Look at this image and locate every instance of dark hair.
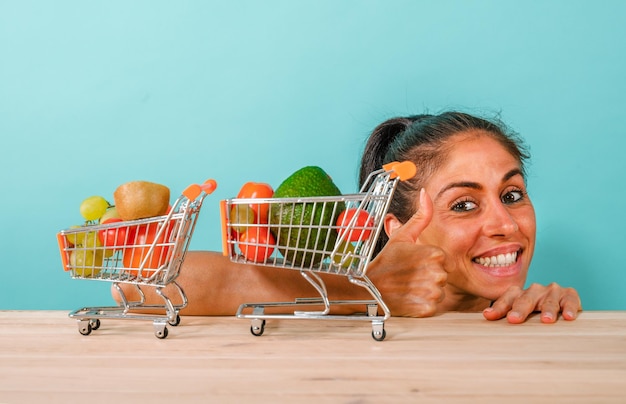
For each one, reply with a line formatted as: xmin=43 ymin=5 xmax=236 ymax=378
xmin=359 ymin=111 xmax=530 ymax=256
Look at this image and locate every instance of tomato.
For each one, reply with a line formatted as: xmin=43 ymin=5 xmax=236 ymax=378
xmin=123 ymin=221 xmax=175 ymax=276
xmin=98 ymin=218 xmax=132 ymax=248
xmin=238 ymin=226 xmax=276 ymax=263
xmin=336 ymin=208 xmax=374 ymax=242
xmin=237 ymin=182 xmax=274 ymax=224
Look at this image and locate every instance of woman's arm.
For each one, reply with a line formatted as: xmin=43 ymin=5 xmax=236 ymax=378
xmin=112 ymin=196 xmax=449 ymax=317
xmin=112 ymin=251 xmax=377 ymax=315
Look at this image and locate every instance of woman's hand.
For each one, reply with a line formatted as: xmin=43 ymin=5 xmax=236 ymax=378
xmin=368 ymin=189 xmax=447 ymax=317
xmin=483 ymin=283 xmax=582 ymax=323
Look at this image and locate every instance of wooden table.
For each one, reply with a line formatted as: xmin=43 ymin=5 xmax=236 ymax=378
xmin=1 ymin=310 xmax=625 ymax=403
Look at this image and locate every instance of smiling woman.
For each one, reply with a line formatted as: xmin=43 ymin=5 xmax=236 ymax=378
xmin=360 ymin=111 xmax=581 ymax=322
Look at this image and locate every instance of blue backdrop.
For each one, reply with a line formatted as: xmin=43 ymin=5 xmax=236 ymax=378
xmin=1 ymin=0 xmax=624 ymax=311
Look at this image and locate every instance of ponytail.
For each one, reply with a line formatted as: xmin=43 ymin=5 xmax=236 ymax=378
xmin=359 ymin=117 xmax=412 ymax=187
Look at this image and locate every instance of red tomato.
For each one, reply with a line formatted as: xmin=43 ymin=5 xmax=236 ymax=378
xmin=237 ymin=182 xmax=274 ymax=224
xmin=98 ymin=218 xmax=132 ymax=248
xmin=123 ymin=221 xmax=175 ymax=276
xmin=238 ymin=226 xmax=276 ymax=263
xmin=336 ymin=208 xmax=374 ymax=242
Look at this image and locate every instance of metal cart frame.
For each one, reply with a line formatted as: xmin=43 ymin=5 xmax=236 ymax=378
xmin=57 ymin=180 xmax=216 ymax=338
xmin=221 ymin=161 xmax=416 ymax=340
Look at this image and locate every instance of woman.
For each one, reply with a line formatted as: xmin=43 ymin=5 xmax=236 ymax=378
xmin=358 ymin=112 xmax=580 ymax=323
xmin=113 ymin=111 xmax=581 ymax=323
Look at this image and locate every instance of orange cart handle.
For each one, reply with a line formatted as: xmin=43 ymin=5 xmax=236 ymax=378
xmin=383 ymin=161 xmax=417 ymax=181
xmin=182 ymin=179 xmax=218 ymax=201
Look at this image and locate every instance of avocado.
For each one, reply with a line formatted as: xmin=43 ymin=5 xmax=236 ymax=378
xmin=270 ymin=166 xmax=344 ymax=267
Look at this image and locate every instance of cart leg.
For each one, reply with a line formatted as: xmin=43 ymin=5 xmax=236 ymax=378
xmin=90 ymin=318 xmax=101 ymax=330
xmin=371 ymin=321 xmax=386 ymax=341
xmin=250 ymin=306 xmax=266 ymax=336
xmin=171 ymin=281 xmax=189 ymax=311
xmin=367 ymin=304 xmax=378 ymax=317
xmin=155 ymin=286 xmax=179 ymax=326
xmin=296 ymin=271 xmax=330 ymax=315
xmin=153 ymin=320 xmax=169 ymax=339
xmin=349 ymin=275 xmax=391 ymax=320
xmin=250 ymin=318 xmax=266 ymax=336
xmin=77 ymin=319 xmax=92 ymax=336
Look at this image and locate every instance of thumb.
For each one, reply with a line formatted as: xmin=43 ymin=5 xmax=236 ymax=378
xmin=389 ymin=188 xmax=434 ymax=244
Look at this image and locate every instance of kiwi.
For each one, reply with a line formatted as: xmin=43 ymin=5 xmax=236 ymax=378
xmin=114 ymin=181 xmax=170 ymax=221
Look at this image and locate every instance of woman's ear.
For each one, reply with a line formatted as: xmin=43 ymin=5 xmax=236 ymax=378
xmin=383 ymin=213 xmax=403 ymax=237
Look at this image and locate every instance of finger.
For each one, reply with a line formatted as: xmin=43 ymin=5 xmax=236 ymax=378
xmin=537 ymin=284 xmax=562 ymax=323
xmin=507 ymin=284 xmax=547 ymax=324
xmin=560 ymin=288 xmax=582 ymax=321
xmin=537 ymin=284 xmax=583 ymax=323
xmin=390 ymin=188 xmax=434 ymax=244
xmin=483 ymin=286 xmax=521 ymax=321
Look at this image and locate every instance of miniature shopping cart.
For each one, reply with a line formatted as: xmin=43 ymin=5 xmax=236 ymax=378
xmin=221 ymin=161 xmax=416 ymax=341
xmin=57 ymin=179 xmax=217 ymax=339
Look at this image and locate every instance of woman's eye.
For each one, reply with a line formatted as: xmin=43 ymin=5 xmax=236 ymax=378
xmin=451 ymin=199 xmax=477 ymax=212
xmin=502 ymin=190 xmax=524 ymax=204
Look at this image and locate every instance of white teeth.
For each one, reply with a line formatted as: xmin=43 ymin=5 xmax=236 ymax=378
xmin=475 ymin=251 xmax=518 ymax=267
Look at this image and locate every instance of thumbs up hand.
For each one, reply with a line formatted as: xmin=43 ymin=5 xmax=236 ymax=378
xmin=367 ymin=189 xmax=448 ymax=317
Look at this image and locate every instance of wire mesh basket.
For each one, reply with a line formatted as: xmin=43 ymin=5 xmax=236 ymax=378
xmin=221 ymin=161 xmax=416 ymax=340
xmin=57 ymin=179 xmax=217 ymax=338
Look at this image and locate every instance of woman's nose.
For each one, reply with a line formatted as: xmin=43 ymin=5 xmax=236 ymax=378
xmin=483 ymin=202 xmax=519 ymax=237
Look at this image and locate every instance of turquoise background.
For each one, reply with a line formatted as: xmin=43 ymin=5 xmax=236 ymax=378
xmin=1 ymin=1 xmax=624 ymax=311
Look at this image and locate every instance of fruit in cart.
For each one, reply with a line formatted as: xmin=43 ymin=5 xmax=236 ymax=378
xmin=237 ymin=182 xmax=274 ymax=223
xmin=332 ymin=239 xmax=358 ymax=268
xmin=69 ymin=249 xmax=104 ymax=277
xmin=336 ymin=208 xmax=374 ymax=242
xmin=238 ymin=226 xmax=276 ymax=263
xmin=99 ymin=206 xmax=120 ymax=224
xmin=85 ymin=230 xmax=114 ymax=258
xmin=98 ymin=218 xmax=133 ymax=248
xmin=83 ymin=231 xmax=99 ymax=249
xmin=79 ymin=195 xmax=110 ymax=222
xmin=65 ymin=225 xmax=84 ymax=246
xmin=114 ymin=180 xmax=170 ymax=221
xmin=269 ymin=166 xmax=344 ymax=267
xmin=229 ymin=204 xmax=256 ymax=233
xmin=123 ymin=221 xmax=175 ymax=276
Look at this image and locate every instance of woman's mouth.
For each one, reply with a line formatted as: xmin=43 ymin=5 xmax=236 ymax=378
xmin=473 ymin=250 xmax=519 ymax=268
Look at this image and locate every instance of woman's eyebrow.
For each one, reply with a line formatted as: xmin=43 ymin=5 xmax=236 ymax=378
xmin=436 ymin=168 xmax=525 ymax=200
xmin=503 ymin=168 xmax=524 ymax=182
xmin=436 ymin=181 xmax=482 ymax=200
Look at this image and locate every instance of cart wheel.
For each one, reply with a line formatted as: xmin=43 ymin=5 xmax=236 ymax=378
xmin=155 ymin=326 xmax=169 ymax=339
xmin=372 ymin=328 xmax=386 ymax=341
xmin=250 ymin=319 xmax=265 ymax=336
xmin=90 ymin=319 xmax=101 ymax=331
xmin=169 ymin=314 xmax=181 ymax=327
xmin=78 ymin=322 xmax=92 ymax=336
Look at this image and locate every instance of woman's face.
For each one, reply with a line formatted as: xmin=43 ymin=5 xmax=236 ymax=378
xmin=417 ymin=131 xmax=536 ymax=301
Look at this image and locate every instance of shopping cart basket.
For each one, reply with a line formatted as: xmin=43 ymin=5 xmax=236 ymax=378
xmin=57 ymin=179 xmax=217 ymax=339
xmin=220 ymin=161 xmax=416 ymax=341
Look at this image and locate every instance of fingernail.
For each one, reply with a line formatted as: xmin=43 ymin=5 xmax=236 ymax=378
xmin=509 ymin=311 xmax=521 ymax=319
xmin=565 ymin=310 xmax=576 ymax=319
xmin=542 ymin=312 xmax=554 ymax=321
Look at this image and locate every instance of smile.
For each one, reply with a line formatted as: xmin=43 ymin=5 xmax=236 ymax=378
xmin=473 ymin=250 xmax=519 ymax=267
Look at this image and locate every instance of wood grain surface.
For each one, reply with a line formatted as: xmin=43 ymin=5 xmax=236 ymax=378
xmin=1 ymin=310 xmax=625 ymax=403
